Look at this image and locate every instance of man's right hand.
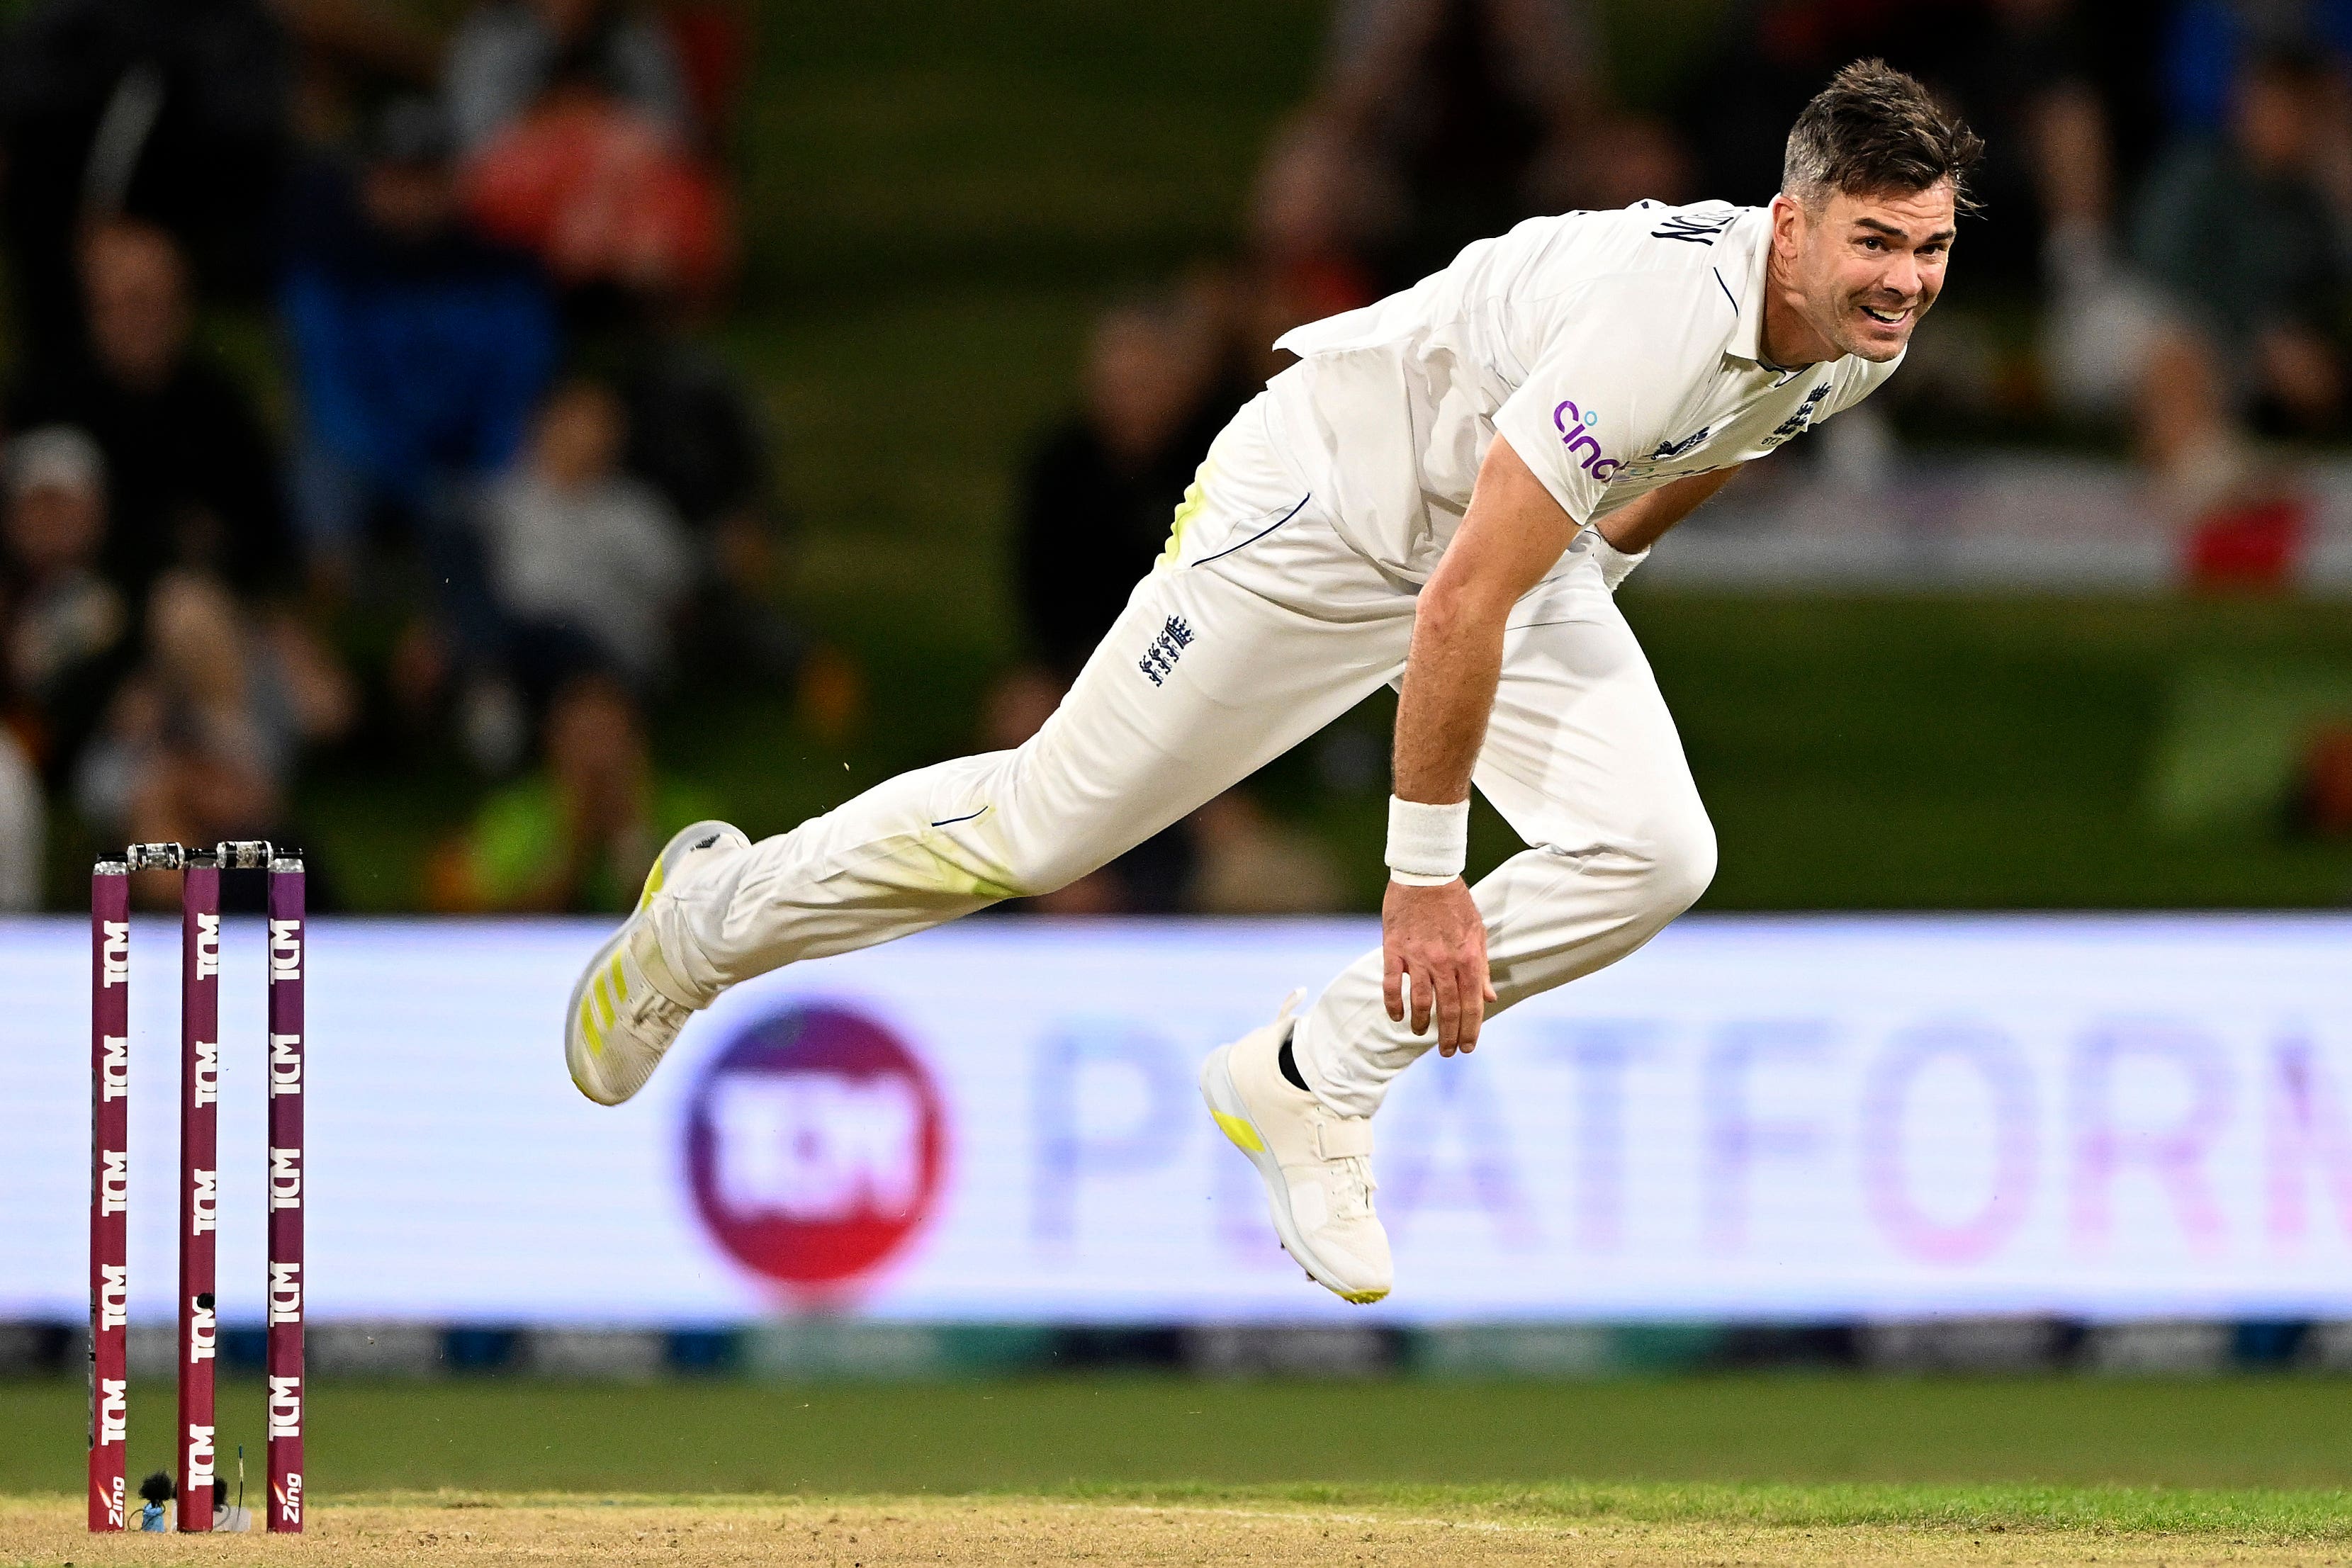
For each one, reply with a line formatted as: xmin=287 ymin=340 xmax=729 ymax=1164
xmin=1382 ymin=877 xmax=1497 ymax=1056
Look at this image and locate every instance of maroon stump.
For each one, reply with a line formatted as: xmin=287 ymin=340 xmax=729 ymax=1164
xmin=89 ymin=861 xmax=130 ymax=1532
xmin=176 ymin=852 xmax=220 ymax=1531
xmin=265 ymin=857 xmax=305 ymax=1532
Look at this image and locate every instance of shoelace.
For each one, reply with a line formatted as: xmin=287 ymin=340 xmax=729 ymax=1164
xmin=619 ymin=976 xmax=688 ymax=1039
xmin=1327 ymin=1156 xmax=1377 ymax=1222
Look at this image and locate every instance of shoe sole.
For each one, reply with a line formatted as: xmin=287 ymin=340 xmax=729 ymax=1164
xmin=1199 ymin=1043 xmax=1388 ymax=1304
xmin=564 ymin=820 xmax=746 ymax=1106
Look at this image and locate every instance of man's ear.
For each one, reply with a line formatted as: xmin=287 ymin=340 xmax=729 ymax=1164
xmin=1769 ymin=192 xmax=1804 ymax=256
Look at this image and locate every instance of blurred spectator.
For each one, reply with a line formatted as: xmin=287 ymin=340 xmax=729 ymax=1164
xmin=2 ymin=427 xmax=130 ymax=780
xmin=1188 ymin=791 xmax=1346 ymax=915
xmin=427 ymin=669 xmax=715 ymax=911
xmin=478 ymin=377 xmax=694 ymax=692
xmin=617 ymin=334 xmax=799 ymax=680
xmin=2134 ymin=51 xmax=2351 ymax=441
xmin=1013 ymin=298 xmax=1228 ymax=680
xmin=2297 ymin=723 xmax=2352 ymax=839
xmin=446 ymin=0 xmax=691 ymax=154
xmin=659 ymin=0 xmax=754 ymax=152
xmin=7 ymin=218 xmax=295 ymax=602
xmin=0 ymin=718 xmax=42 ymax=910
xmin=461 ymin=52 xmax=734 ymax=312
xmin=0 ymin=0 xmax=291 ymax=373
xmin=76 ymin=571 xmax=347 ymax=906
xmin=984 ymin=294 xmax=1257 ymax=915
xmin=2033 ymin=45 xmax=2352 ymax=524
xmin=281 ymin=99 xmax=557 ymax=604
xmin=1261 ymin=0 xmax=1660 ymax=292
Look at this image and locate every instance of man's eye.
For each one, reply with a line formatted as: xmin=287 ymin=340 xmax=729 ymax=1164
xmin=1859 ymin=237 xmax=1884 ymax=251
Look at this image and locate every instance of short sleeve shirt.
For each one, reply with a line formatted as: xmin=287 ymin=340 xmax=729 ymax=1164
xmin=1267 ymin=201 xmax=1901 ymax=577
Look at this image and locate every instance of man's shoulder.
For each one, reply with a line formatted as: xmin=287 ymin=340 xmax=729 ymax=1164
xmin=1512 ymin=199 xmax=1760 ymax=290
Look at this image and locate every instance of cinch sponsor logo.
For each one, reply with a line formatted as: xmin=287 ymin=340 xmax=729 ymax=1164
xmin=270 ymin=1034 xmax=303 ymax=1097
xmin=1551 ymin=400 xmax=1626 ymax=481
xmin=102 ymin=920 xmax=128 ymax=986
xmin=685 ymin=1005 xmax=948 ymax=1294
xmin=271 ymin=920 xmax=301 ymax=982
xmin=269 ymin=1262 xmax=302 ymax=1324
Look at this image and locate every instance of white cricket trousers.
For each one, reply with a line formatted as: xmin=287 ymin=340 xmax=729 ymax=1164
xmin=648 ymin=393 xmax=1716 ymax=1117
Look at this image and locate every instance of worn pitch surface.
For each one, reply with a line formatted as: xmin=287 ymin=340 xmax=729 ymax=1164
xmin=6 ymin=1494 xmax=2350 ymax=1567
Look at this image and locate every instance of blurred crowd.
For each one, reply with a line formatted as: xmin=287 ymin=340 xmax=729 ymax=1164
xmin=989 ymin=0 xmax=2352 ymax=906
xmin=0 ymin=0 xmax=787 ymax=910
xmin=8 ymin=0 xmax=2352 ymax=913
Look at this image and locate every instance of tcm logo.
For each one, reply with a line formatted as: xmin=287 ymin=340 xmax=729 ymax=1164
xmin=269 ymin=1262 xmax=302 ymax=1324
xmin=196 ymin=912 xmax=220 ymax=979
xmin=270 ymin=919 xmax=302 ymax=982
xmin=193 ymin=1038 xmax=219 ymax=1107
xmin=1551 ymin=400 xmax=1626 ymax=481
xmin=269 ymin=1375 xmax=302 ymax=1438
xmin=186 ymin=1423 xmax=215 ymax=1489
xmin=270 ymin=1147 xmax=303 ymax=1211
xmin=100 ymin=1151 xmax=128 ymax=1215
xmin=99 ymin=1034 xmax=128 ymax=1100
xmin=270 ymin=1034 xmax=303 ymax=1096
xmin=102 ymin=920 xmax=128 ymax=986
xmin=685 ymin=1005 xmax=947 ymax=1292
xmin=191 ymin=1168 xmax=218 ymax=1235
xmin=96 ymin=1377 xmax=127 ymax=1445
xmin=98 ymin=1264 xmax=128 ymax=1331
xmin=189 ymin=1296 xmax=216 ymax=1363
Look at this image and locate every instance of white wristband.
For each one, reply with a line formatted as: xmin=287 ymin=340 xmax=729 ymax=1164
xmin=1386 ymin=795 xmax=1469 ymax=885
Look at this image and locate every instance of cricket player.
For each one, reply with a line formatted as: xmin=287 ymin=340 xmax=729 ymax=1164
xmin=565 ymin=60 xmax=1978 ymax=1304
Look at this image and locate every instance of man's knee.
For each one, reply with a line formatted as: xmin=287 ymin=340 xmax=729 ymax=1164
xmin=1641 ymin=799 xmax=1718 ymax=918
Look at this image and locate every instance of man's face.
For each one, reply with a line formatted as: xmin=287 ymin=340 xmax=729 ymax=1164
xmin=82 ymin=225 xmax=189 ymax=390
xmin=1774 ymin=183 xmax=1957 ymax=362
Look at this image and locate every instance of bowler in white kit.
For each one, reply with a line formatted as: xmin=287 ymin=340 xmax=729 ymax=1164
xmin=563 ymin=61 xmax=1980 ymax=1304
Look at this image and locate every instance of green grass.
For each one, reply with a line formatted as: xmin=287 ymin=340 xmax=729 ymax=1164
xmin=1071 ymin=1479 xmax=2352 ymax=1540
xmin=9 ymin=1376 xmax=2352 ymax=1502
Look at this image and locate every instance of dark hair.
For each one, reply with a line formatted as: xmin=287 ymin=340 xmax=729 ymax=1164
xmin=1782 ymin=61 xmax=1984 ymax=212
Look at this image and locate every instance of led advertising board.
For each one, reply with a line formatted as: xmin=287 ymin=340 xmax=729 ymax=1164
xmin=8 ymin=915 xmax=2350 ymax=1325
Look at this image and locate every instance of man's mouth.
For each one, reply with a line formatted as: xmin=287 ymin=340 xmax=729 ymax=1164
xmin=1858 ymin=303 xmax=1913 ymax=327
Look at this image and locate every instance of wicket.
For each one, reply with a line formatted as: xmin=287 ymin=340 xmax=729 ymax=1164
xmin=89 ymin=842 xmax=305 ymax=1534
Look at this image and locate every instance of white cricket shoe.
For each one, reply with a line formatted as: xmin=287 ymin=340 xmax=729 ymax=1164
xmin=1200 ymin=996 xmax=1392 ymax=1304
xmin=564 ymin=819 xmax=748 ymax=1106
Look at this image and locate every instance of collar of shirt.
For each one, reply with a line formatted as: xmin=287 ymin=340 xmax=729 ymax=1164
xmin=1714 ymin=206 xmax=1819 ymax=385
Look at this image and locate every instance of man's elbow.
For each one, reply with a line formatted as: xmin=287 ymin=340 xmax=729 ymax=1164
xmin=1414 ymin=565 xmax=1521 ymax=641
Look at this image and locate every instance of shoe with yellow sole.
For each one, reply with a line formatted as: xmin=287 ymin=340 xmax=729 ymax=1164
xmin=564 ymin=820 xmax=747 ymax=1106
xmin=1199 ymin=996 xmax=1392 ymax=1304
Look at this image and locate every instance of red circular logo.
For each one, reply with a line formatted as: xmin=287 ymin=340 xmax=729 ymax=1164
xmin=683 ymin=1005 xmax=947 ymax=1292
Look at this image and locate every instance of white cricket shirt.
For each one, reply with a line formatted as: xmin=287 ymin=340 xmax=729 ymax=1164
xmin=1266 ymin=199 xmax=1901 ymax=579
